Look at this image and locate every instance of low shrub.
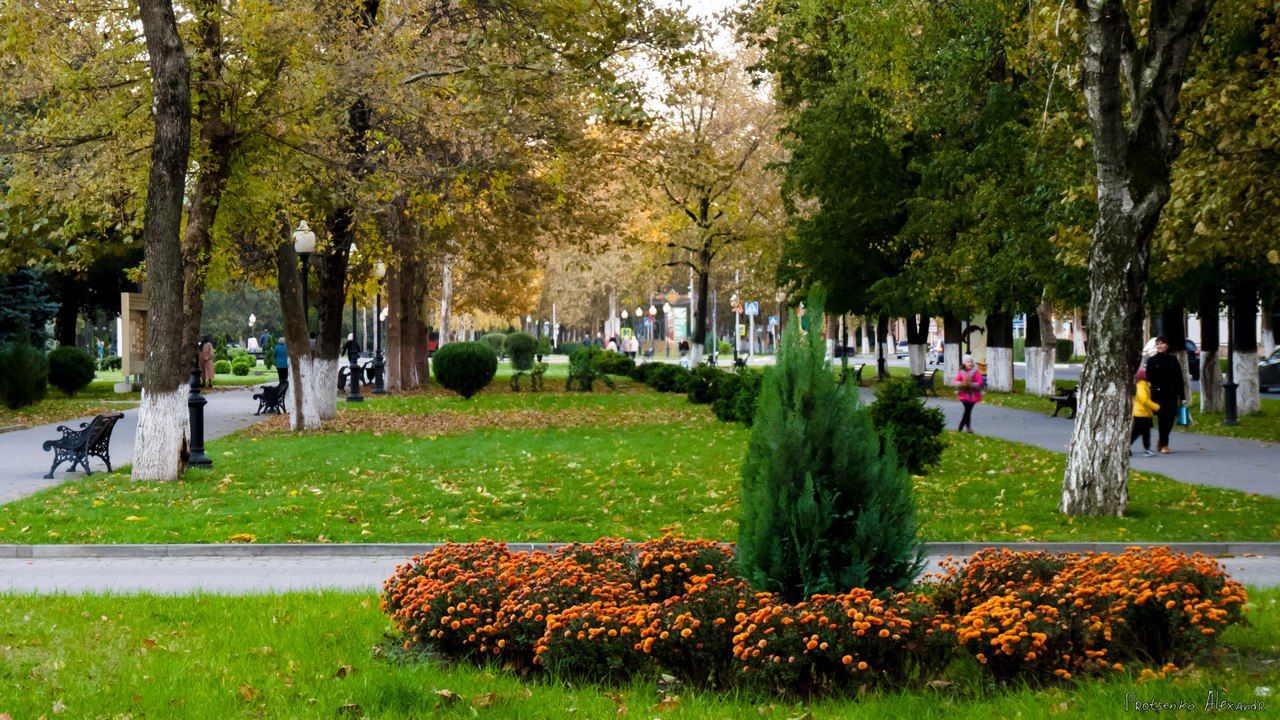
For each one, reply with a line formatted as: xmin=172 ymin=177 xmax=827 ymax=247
xmin=99 ymin=355 xmax=122 ymax=371
xmin=536 ymin=603 xmax=653 ymax=682
xmin=594 ymin=350 xmax=635 ymax=377
xmin=535 ymin=336 xmax=553 ymax=355
xmin=712 ymin=368 xmax=763 ymax=426
xmin=432 ymin=341 xmax=498 ymax=399
xmin=227 ymin=347 xmax=249 ymax=361
xmin=869 ymin=378 xmax=946 ymax=475
xmin=633 ymin=534 xmax=736 ymax=601
xmin=214 ymin=359 xmax=232 ymax=375
xmin=1056 ymin=338 xmax=1074 ymax=364
xmin=686 ymin=365 xmax=726 ymax=405
xmin=0 ymin=342 xmax=49 ymax=409
xmin=48 ymin=346 xmax=97 ymax=397
xmin=567 ymin=346 xmax=614 ymax=392
xmin=558 ymin=341 xmax=583 ymax=357
xmin=480 ymin=332 xmax=508 ymax=358
xmin=505 ymin=332 xmax=537 ymax=371
xmin=231 ymin=362 xmax=251 ymax=376
xmin=629 ymin=362 xmax=660 ymax=384
xmin=639 ymin=576 xmax=755 ymax=685
xmin=643 ymin=364 xmax=692 ymax=393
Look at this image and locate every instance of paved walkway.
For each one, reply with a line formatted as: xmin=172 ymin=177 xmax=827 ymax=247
xmin=0 ymin=386 xmax=273 ymax=502
xmin=4 ymin=551 xmax=1278 ymax=593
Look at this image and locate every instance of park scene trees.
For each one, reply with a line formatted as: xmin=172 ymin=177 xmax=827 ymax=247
xmin=0 ymin=0 xmax=1278 ymax=715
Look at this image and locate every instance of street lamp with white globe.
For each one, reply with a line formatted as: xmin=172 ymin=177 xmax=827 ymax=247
xmin=372 ymin=260 xmax=387 ymax=394
xmin=292 ymin=221 xmax=316 ymax=333
xmin=662 ymin=302 xmax=672 ymax=357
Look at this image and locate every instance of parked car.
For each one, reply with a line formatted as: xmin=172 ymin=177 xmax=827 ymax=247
xmin=1260 ymin=347 xmax=1280 ymax=392
xmin=895 ymin=340 xmax=910 ymax=359
xmin=1142 ymin=338 xmax=1200 ymax=380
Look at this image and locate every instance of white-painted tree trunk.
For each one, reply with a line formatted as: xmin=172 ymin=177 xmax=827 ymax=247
xmin=860 ymin=317 xmax=871 ymax=354
xmin=1262 ymin=311 xmax=1274 ymax=356
xmin=132 ymin=386 xmax=189 ymax=481
xmin=908 ymin=344 xmax=927 ymax=375
xmin=1200 ymin=349 xmax=1222 ymax=413
xmin=987 ymin=346 xmax=1014 ymax=392
xmin=314 ymin=357 xmax=339 ymax=420
xmin=690 ymin=344 xmax=704 ymax=366
xmin=1234 ymin=350 xmax=1260 ymax=415
xmin=1072 ymin=308 xmax=1087 ymax=356
xmin=288 ymin=356 xmax=322 ymax=431
xmin=943 ymin=343 xmax=961 ymax=386
xmin=1026 ymin=347 xmax=1057 ymax=396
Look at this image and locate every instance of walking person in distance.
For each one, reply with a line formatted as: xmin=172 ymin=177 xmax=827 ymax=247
xmin=1145 ymin=336 xmax=1184 ymax=454
xmin=1130 ymin=367 xmax=1160 ymax=457
xmin=955 ymin=354 xmax=983 ymax=433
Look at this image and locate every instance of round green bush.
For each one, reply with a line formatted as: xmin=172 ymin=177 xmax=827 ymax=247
xmin=228 ymin=347 xmax=249 ymax=361
xmin=48 ymin=346 xmax=97 ymax=397
xmin=0 ymin=342 xmax=49 ymax=409
xmin=231 ymin=362 xmax=251 ymax=376
xmin=214 ymin=359 xmax=232 ymax=375
xmin=480 ymin=333 xmax=508 ymax=358
xmin=98 ymin=355 xmax=122 ymax=371
xmin=594 ymin=350 xmax=635 ymax=377
xmin=504 ymin=332 xmax=537 ymax=371
xmin=433 ymin=341 xmax=498 ymax=399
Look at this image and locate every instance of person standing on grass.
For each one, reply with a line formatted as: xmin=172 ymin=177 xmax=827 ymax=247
xmin=1146 ymin=336 xmax=1184 ymax=454
xmin=274 ymin=337 xmax=288 ymax=382
xmin=199 ymin=335 xmax=215 ymax=388
xmin=955 ymin=354 xmax=983 ymax=433
xmin=1130 ymin=367 xmax=1160 ymax=457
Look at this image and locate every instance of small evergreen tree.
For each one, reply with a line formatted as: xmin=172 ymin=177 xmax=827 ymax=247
xmin=869 ymin=378 xmax=947 ymax=475
xmin=737 ymin=292 xmax=925 ymax=601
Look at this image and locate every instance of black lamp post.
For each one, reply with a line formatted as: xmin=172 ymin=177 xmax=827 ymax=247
xmin=187 ymin=362 xmax=212 ymax=468
xmin=293 ymin=221 xmax=316 ymax=333
xmin=1223 ymin=290 xmax=1239 ymax=426
xmin=347 ymin=294 xmax=364 ymax=403
xmin=372 ymin=261 xmax=387 ymax=394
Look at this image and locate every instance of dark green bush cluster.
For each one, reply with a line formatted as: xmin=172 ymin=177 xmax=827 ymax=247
xmin=685 ymin=365 xmax=724 ymax=404
xmin=869 ymin=378 xmax=947 ymax=475
xmin=231 ymin=354 xmax=254 ymax=376
xmin=214 ymin=359 xmax=232 ymax=375
xmin=433 ymin=341 xmax=498 ymax=399
xmin=535 ymin=336 xmax=553 ymax=356
xmin=0 ymin=342 xmax=49 ymax=409
xmin=48 ymin=346 xmax=96 ymax=397
xmin=593 ymin=350 xmax=635 ymax=377
xmin=712 ymin=368 xmax=763 ymax=426
xmin=566 ymin=346 xmax=614 ymax=392
xmin=98 ymin=355 xmax=122 ymax=371
xmin=504 ymin=332 xmax=537 ymax=371
xmin=558 ymin=341 xmax=583 ymax=357
xmin=633 ymin=363 xmax=691 ymax=393
xmin=480 ymin=333 xmax=507 ymax=358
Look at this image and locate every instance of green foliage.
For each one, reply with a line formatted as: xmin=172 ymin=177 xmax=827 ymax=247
xmin=566 ymin=346 xmax=615 ymax=392
xmin=432 ymin=342 xmax=499 ymax=399
xmin=213 ymin=359 xmax=232 ymax=375
xmin=505 ymin=332 xmax=537 ymax=371
xmin=642 ymin=364 xmax=691 ymax=393
xmin=712 ymin=368 xmax=763 ymax=426
xmin=98 ymin=355 xmax=121 ymax=371
xmin=47 ymin=346 xmax=96 ymax=397
xmin=480 ymin=333 xmax=508 ymax=359
xmin=231 ymin=362 xmax=251 ymax=376
xmin=0 ymin=269 xmax=58 ymax=346
xmin=686 ymin=365 xmax=726 ymax=405
xmin=718 ymin=340 xmax=731 ymax=355
xmin=593 ymin=350 xmax=635 ymax=377
xmin=1056 ymin=339 xmax=1074 ymax=364
xmin=558 ymin=342 xmax=583 ymax=357
xmin=535 ymin=335 xmax=553 ymax=356
xmin=228 ymin=347 xmax=249 ymax=361
xmin=738 ymin=297 xmax=925 ymax=601
xmin=869 ymin=379 xmax=947 ymax=475
xmin=0 ymin=342 xmax=49 ymax=409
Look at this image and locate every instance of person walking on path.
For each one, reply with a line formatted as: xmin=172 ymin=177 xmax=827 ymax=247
xmin=1146 ymin=336 xmax=1184 ymax=454
xmin=273 ymin=337 xmax=288 ymax=382
xmin=955 ymin=354 xmax=983 ymax=433
xmin=199 ymin=335 xmax=215 ymax=388
xmin=1130 ymin=367 xmax=1160 ymax=457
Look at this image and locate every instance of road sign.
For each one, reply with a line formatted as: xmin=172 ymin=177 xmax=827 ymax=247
xmin=744 ymin=301 xmax=759 ymax=317
xmin=768 ymin=315 xmax=778 ymax=327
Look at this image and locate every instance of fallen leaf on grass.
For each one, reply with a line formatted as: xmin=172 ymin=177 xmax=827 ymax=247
xmin=435 ymin=689 xmax=460 ymax=706
xmin=338 ymin=703 xmax=363 ymax=716
xmin=227 ymin=533 xmax=256 ymax=543
xmin=51 ymin=701 xmax=67 ymax=714
xmin=471 ymin=692 xmax=498 ymax=708
xmin=654 ymin=695 xmax=680 ymax=711
xmin=237 ymin=685 xmax=259 ymax=703
xmin=335 ymin=665 xmax=355 ymax=679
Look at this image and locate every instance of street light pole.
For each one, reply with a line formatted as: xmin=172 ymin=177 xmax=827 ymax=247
xmin=372 ymin=261 xmax=386 ymax=394
xmin=347 ymin=293 xmax=364 ymax=402
xmin=1224 ymin=290 xmax=1239 ymax=426
xmin=293 ymin=221 xmax=316 ymax=334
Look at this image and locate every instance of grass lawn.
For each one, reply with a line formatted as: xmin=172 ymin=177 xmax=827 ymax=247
xmin=0 ymin=379 xmax=139 ymax=430
xmin=1 ymin=589 xmax=1276 ymax=719
xmin=2 ymin=388 xmax=1277 ymax=544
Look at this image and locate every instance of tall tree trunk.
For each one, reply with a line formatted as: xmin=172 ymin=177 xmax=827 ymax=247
xmin=384 ymin=262 xmax=402 ymax=393
xmin=942 ymin=312 xmax=962 ymax=385
xmin=1027 ymin=299 xmax=1057 ymax=396
xmin=985 ymin=310 xmax=1014 ymax=392
xmin=132 ymin=0 xmax=192 ymax=482
xmin=905 ymin=314 xmax=928 ymax=375
xmin=1160 ymin=304 xmax=1191 ymax=404
xmin=1261 ymin=297 xmax=1275 ymax=356
xmin=1072 ymin=307 xmax=1087 ymax=356
xmin=274 ymin=235 xmax=321 ymax=430
xmin=1062 ymin=0 xmax=1211 ymax=516
xmin=1198 ymin=287 xmax=1222 ymax=412
xmin=179 ymin=0 xmax=235 ymax=357
xmin=314 ymin=223 xmax=350 ymax=420
xmin=875 ymin=314 xmax=889 ymax=380
xmin=1232 ymin=279 xmax=1260 ymax=415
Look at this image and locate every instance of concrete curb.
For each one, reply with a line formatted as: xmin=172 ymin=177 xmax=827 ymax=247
xmin=4 ymin=541 xmax=1280 ymax=559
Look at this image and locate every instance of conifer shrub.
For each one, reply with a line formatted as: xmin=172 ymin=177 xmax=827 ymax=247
xmin=593 ymin=350 xmax=635 ymax=376
xmin=535 ymin=335 xmax=553 ymax=356
xmin=737 ymin=293 xmax=925 ymax=601
xmin=557 ymin=341 xmax=583 ymax=357
xmin=480 ymin=333 xmax=507 ymax=358
xmin=505 ymin=332 xmax=537 ymax=371
xmin=0 ymin=342 xmax=48 ymax=409
xmin=686 ymin=365 xmax=726 ymax=404
xmin=48 ymin=346 xmax=97 ymax=397
xmin=433 ymin=341 xmax=498 ymax=399
xmin=869 ymin=378 xmax=946 ymax=475
xmin=643 ymin=364 xmax=691 ymax=393
xmin=629 ymin=361 xmax=660 ymax=384
xmin=214 ymin=359 xmax=232 ymax=375
xmin=566 ymin=345 xmax=615 ymax=392
xmin=231 ymin=355 xmax=253 ymax=376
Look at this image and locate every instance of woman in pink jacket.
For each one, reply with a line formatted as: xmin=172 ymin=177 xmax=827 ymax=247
xmin=955 ymin=354 xmax=983 ymax=433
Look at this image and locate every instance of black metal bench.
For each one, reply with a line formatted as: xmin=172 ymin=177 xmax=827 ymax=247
xmin=912 ymin=369 xmax=939 ymax=397
xmin=1050 ymin=386 xmax=1078 ymax=418
xmin=253 ymin=380 xmax=289 ymax=415
xmin=837 ymin=363 xmax=867 ymax=387
xmin=732 ymin=356 xmax=748 ymax=368
xmin=42 ymin=412 xmax=124 ymax=479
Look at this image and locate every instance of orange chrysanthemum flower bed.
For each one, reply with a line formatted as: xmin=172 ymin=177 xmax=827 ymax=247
xmin=381 ymin=539 xmax=1248 ymax=692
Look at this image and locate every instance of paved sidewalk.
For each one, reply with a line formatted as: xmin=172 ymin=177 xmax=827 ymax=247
xmin=900 ymin=393 xmax=1279 ymax=499
xmin=5 ymin=552 xmax=1278 ymax=593
xmin=0 ymin=386 xmax=273 ymax=503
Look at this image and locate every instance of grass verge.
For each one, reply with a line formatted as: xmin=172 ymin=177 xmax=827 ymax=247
xmin=1 ymin=590 xmax=1276 ymax=719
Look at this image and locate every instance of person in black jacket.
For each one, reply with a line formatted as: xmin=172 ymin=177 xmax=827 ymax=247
xmin=1144 ymin=336 xmax=1185 ymax=454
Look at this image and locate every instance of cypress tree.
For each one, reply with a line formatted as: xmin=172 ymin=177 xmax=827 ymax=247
xmin=737 ymin=292 xmax=925 ymax=601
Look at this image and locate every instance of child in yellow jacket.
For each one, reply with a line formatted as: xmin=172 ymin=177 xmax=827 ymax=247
xmin=1130 ymin=367 xmax=1161 ymax=457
